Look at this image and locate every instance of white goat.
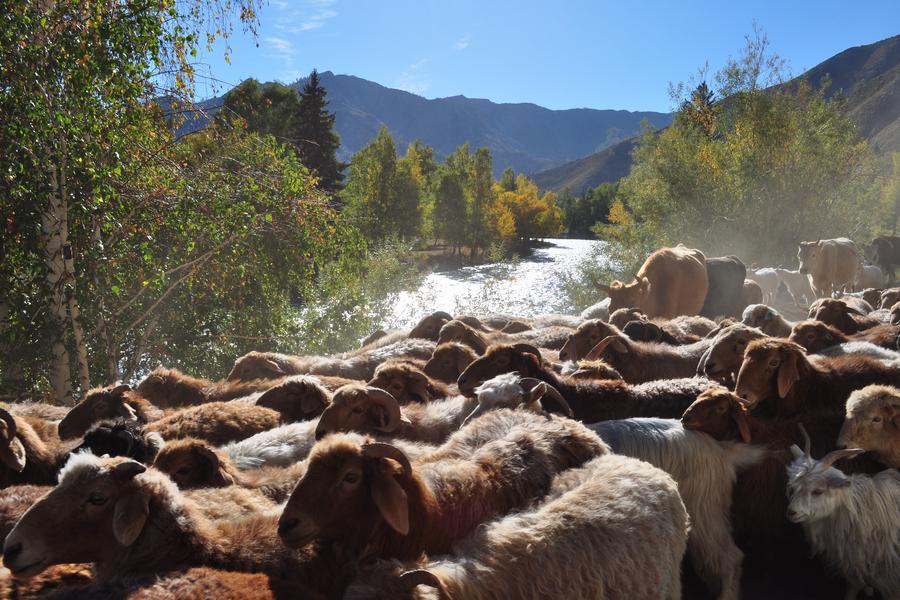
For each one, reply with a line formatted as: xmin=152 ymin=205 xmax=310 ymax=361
xmin=786 ymin=434 xmax=900 ymax=600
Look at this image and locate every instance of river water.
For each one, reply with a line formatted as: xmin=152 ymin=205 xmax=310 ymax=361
xmin=384 ymin=238 xmax=605 ymax=328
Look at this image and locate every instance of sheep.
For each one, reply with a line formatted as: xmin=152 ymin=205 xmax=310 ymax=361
xmin=579 ymin=296 xmax=610 ymax=320
xmin=558 ymin=358 xmax=623 ymax=381
xmin=1 ymin=454 xmax=343 ymax=595
xmin=227 ymin=338 xmax=436 ymax=382
xmin=422 ymin=342 xmax=477 ymax=383
xmin=747 ymin=267 xmax=779 ymax=303
xmin=58 ymin=384 xmax=165 ymax=440
xmin=774 ymin=267 xmax=816 ymax=306
xmin=74 ymin=420 xmax=165 ymax=464
xmin=135 ymin=367 xmax=283 ymax=409
xmin=152 ymin=438 xmax=305 ymax=503
xmin=734 ymin=339 xmax=900 ymax=417
xmin=623 ymin=319 xmax=691 ymax=345
xmin=355 ymin=312 xmax=455 ymax=353
xmin=45 ymin=567 xmax=324 ymax=600
xmin=892 ymin=300 xmax=900 ymax=326
xmin=681 ymin=387 xmax=882 ymax=546
xmin=457 ymin=343 xmax=713 ymax=422
xmin=837 ymin=384 xmax=900 ymax=468
xmin=789 ymin=320 xmax=900 ymax=360
xmin=609 ymin=307 xmax=646 ymax=329
xmin=466 ymin=373 xmax=760 ymax=600
xmin=696 ymin=323 xmax=767 ymax=385
xmin=811 ymin=298 xmax=882 ymax=334
xmin=791 ymin=320 xmax=900 ymax=353
xmin=5 ymin=403 xmax=70 ymax=422
xmin=0 ymin=408 xmax=70 ymax=489
xmin=142 ymin=402 xmax=286 ymax=445
xmin=277 ymin=415 xmax=608 ymax=561
xmin=558 ymin=318 xmax=620 ymax=362
xmin=809 ymin=295 xmax=874 ymax=316
xmin=741 ymin=303 xmax=795 ymax=337
xmin=368 ymin=360 xmax=454 ymax=405
xmin=0 ymin=484 xmax=50 ymax=540
xmin=0 ymin=563 xmax=95 ymax=600
xmin=437 ymin=319 xmax=572 ymax=354
xmin=344 ymin=453 xmax=688 ymax=600
xmin=786 ymin=434 xmax=900 ymax=600
xmin=580 ymin=331 xmax=714 ymax=383
xmin=880 ymin=287 xmax=900 ymax=309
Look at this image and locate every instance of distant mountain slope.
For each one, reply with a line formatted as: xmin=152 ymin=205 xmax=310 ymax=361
xmin=534 ymin=35 xmax=900 ymax=194
xmin=177 ymin=72 xmax=671 ymax=177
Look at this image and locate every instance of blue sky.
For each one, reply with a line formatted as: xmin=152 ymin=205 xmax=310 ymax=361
xmin=196 ymin=0 xmax=900 ymax=112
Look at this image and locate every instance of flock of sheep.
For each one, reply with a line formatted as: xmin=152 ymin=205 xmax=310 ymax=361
xmin=0 ymin=241 xmax=899 ymax=599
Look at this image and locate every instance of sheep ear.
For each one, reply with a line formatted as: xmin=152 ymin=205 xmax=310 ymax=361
xmin=886 ymin=403 xmax=900 ymax=429
xmin=0 ymin=438 xmax=27 ymax=472
xmin=370 ymin=463 xmax=409 ymax=535
xmin=731 ymin=406 xmax=752 ymax=443
xmin=112 ymin=490 xmax=150 ymax=546
xmin=789 ymin=444 xmax=805 ymax=460
xmin=111 ymin=384 xmax=131 ymax=396
xmin=197 ymin=446 xmax=235 ymax=486
xmin=777 ymin=351 xmax=800 ymax=399
xmin=300 ymin=392 xmax=325 ymax=416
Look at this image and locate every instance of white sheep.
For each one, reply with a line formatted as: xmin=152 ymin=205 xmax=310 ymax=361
xmin=786 ymin=432 xmax=900 ymax=600
xmin=741 ymin=303 xmax=795 ymax=337
xmin=746 ymin=268 xmax=779 ymax=304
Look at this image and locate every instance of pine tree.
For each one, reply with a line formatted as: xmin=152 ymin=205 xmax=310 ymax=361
xmin=295 ymin=70 xmax=345 ymax=193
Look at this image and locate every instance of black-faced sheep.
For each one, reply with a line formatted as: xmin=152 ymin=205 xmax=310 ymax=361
xmin=74 ymin=420 xmax=164 ymax=464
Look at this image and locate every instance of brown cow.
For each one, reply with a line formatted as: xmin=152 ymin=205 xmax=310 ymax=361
xmin=596 ymin=245 xmax=709 ymax=319
xmin=797 ymin=238 xmax=859 ymax=298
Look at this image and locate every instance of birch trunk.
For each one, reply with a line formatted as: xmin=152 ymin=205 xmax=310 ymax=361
xmin=41 ymin=163 xmax=73 ymax=405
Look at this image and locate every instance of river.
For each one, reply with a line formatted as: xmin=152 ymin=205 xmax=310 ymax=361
xmin=384 ymin=238 xmax=605 ymax=328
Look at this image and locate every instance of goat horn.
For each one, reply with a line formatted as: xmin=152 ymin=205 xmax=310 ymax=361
xmin=512 ymin=344 xmax=542 ymax=361
xmin=398 ymin=569 xmax=444 ymax=592
xmin=820 ymin=448 xmax=866 ymax=469
xmin=365 ymin=387 xmax=403 ymax=432
xmin=798 ymin=423 xmax=811 ymax=458
xmin=361 ymin=442 xmax=411 ymax=477
xmin=535 ymin=383 xmax=574 ymax=418
xmin=0 ymin=408 xmax=16 ymax=442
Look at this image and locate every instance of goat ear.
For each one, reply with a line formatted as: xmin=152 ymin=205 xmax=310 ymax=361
xmin=777 ymin=350 xmax=800 ymax=399
xmin=112 ymin=490 xmax=150 ymax=546
xmin=789 ymin=444 xmax=805 ymax=460
xmin=731 ymin=405 xmax=752 ymax=443
xmin=0 ymin=438 xmax=27 ymax=472
xmin=369 ymin=463 xmax=409 ymax=535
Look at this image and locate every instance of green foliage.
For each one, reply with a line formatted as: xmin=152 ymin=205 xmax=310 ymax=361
xmin=559 ymin=182 xmax=619 ymax=237
xmin=295 ymin=69 xmax=345 ymax=193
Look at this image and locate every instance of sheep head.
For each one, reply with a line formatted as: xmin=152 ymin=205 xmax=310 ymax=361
xmin=456 ymin=344 xmax=543 ymax=397
xmin=0 ymin=408 xmax=27 ymax=473
xmin=58 ymin=384 xmax=138 ymax=440
xmin=879 ymin=289 xmax=900 ymax=310
xmin=789 ymin=320 xmax=846 ymax=353
xmin=278 ymin=436 xmax=412 ymax=548
xmin=464 ymin=373 xmax=573 ymax=425
xmin=622 ymin=320 xmax=675 ymax=344
xmin=424 ymin=343 xmax=477 ymax=383
xmin=558 ymin=319 xmax=619 ymax=362
xmin=681 ymin=388 xmax=752 ymax=443
xmin=786 ymin=435 xmax=865 ymax=523
xmin=75 ymin=420 xmax=164 ymax=464
xmin=698 ymin=323 xmax=766 ymax=383
xmin=838 ymin=384 xmax=900 ymax=465
xmin=255 ymin=376 xmax=331 ymax=422
xmin=454 ymin=314 xmax=490 ymax=332
xmin=152 ymin=438 xmax=236 ymax=489
xmin=741 ymin=304 xmax=784 ymax=336
xmin=3 ymin=454 xmax=151 ymax=577
xmin=734 ymin=339 xmax=810 ymax=411
xmin=608 ymin=307 xmax=647 ymax=330
xmin=227 ymin=351 xmax=288 ymax=381
xmin=436 ymin=320 xmax=488 ymax=355
xmin=315 ymin=385 xmax=409 ymax=440
xmin=408 ymin=311 xmax=454 ymax=341
xmin=370 ymin=361 xmax=442 ymax=405
xmin=812 ymin=299 xmax=861 ymax=333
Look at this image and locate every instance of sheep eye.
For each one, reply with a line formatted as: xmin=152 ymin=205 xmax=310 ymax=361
xmin=873 ymin=416 xmax=883 ymax=423
xmin=812 ymin=489 xmax=824 ymax=497
xmin=87 ymin=492 xmax=108 ymax=506
xmin=176 ymin=467 xmax=191 ymax=476
xmin=768 ymin=360 xmax=780 ymax=368
xmin=343 ymin=472 xmax=360 ymax=484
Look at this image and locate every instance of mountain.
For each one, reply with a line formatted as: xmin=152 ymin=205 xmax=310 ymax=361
xmin=176 ymin=72 xmax=671 ymax=177
xmin=534 ymin=34 xmax=900 ymax=194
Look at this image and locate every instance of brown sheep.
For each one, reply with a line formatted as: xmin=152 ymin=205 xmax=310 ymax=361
xmin=791 ymin=320 xmax=900 ymax=353
xmin=135 ymin=367 xmax=281 ymax=409
xmin=438 ymin=319 xmax=571 ymax=354
xmin=278 ymin=416 xmax=607 ymax=561
xmin=57 ymin=384 xmax=165 ymax=440
xmin=144 ymin=402 xmax=285 ymax=445
xmin=558 ymin=319 xmax=621 ymax=362
xmin=892 ymin=301 xmax=900 ymax=326
xmin=423 ymin=342 xmax=478 ymax=383
xmin=368 ymin=361 xmax=455 ymax=405
xmin=622 ymin=320 xmax=686 ymax=345
xmin=808 ymin=295 xmax=873 ymax=317
xmin=696 ymin=323 xmax=767 ymax=385
xmin=0 ymin=409 xmax=70 ymax=489
xmin=457 ymin=344 xmax=713 ymax=423
xmin=734 ymin=339 xmax=900 ymax=417
xmin=581 ymin=332 xmax=713 ymax=383
xmin=5 ymin=403 xmax=70 ymax=422
xmin=837 ymin=384 xmax=900 ymax=468
xmin=227 ymin=339 xmax=436 ymax=382
xmin=2 ymin=454 xmax=342 ymax=595
xmin=811 ymin=298 xmax=882 ymax=334
xmin=0 ymin=563 xmax=95 ymax=600
xmin=609 ymin=307 xmax=646 ymax=329
xmin=0 ymin=484 xmax=50 ymax=540
xmin=880 ymin=287 xmax=900 ymax=309
xmin=153 ymin=438 xmax=305 ymax=502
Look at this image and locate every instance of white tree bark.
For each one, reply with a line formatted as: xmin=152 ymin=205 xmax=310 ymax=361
xmin=41 ymin=163 xmax=73 ymax=405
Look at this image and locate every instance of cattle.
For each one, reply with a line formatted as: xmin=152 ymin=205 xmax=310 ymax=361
xmin=596 ymin=245 xmax=709 ymax=319
xmin=797 ymin=238 xmax=859 ymax=298
xmin=866 ymin=235 xmax=900 ymax=283
xmin=700 ymin=256 xmax=747 ymax=319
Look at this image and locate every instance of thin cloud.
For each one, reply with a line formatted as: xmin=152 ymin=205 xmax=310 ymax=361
xmin=453 ymin=36 xmax=470 ymax=50
xmin=273 ymin=0 xmax=339 ymax=34
xmin=396 ymin=59 xmax=430 ymax=95
xmin=264 ymin=36 xmax=300 ymax=81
